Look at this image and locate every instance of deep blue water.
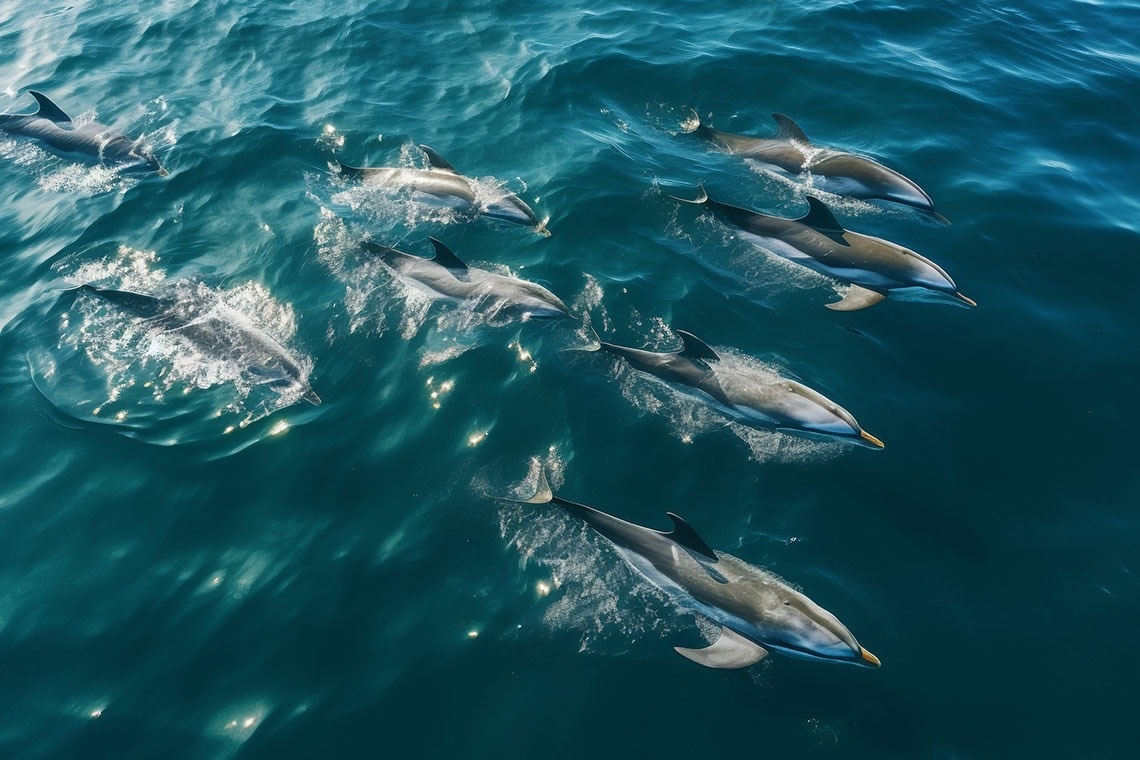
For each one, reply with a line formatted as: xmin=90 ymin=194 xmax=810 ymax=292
xmin=2 ymin=1 xmax=1139 ymax=757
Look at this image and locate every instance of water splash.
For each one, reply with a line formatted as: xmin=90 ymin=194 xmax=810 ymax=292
xmin=27 ymin=248 xmax=317 ymax=444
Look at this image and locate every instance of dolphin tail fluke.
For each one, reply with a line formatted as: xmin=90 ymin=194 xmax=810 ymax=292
xmin=503 ymin=466 xmax=555 ymax=505
xmin=826 ymin=284 xmax=886 ymax=311
xmin=683 ymin=107 xmax=713 ymax=137
xmin=668 ymin=184 xmax=709 ymax=206
xmin=675 ymin=626 xmax=770 ymax=669
xmin=28 ymin=91 xmax=72 ymax=123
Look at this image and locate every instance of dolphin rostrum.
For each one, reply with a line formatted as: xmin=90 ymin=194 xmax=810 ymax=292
xmin=673 ymin=187 xmax=974 ymax=311
xmin=362 ymin=237 xmax=571 ymax=321
xmin=512 ymin=469 xmax=881 ymax=669
xmin=688 ymin=109 xmax=945 ymax=223
xmin=0 ymin=91 xmax=166 ymax=175
xmin=599 ymin=328 xmax=883 ymax=448
xmin=335 ymin=145 xmax=549 ymax=236
xmin=70 ymin=284 xmax=320 ymax=405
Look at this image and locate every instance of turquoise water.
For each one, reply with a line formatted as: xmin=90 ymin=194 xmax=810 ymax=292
xmin=2 ymin=0 xmax=1138 ymax=756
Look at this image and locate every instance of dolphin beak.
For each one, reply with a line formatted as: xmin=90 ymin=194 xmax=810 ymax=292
xmin=954 ymin=292 xmax=977 ymax=307
xmin=859 ymin=430 xmax=885 ymax=449
xmin=860 ymin=648 xmax=881 ymax=668
xmin=157 ymin=168 xmax=169 ymax=177
xmin=535 ymin=223 xmax=552 ymax=237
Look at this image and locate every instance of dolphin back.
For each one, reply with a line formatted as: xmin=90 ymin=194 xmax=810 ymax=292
xmin=71 ymin=284 xmax=170 ymax=318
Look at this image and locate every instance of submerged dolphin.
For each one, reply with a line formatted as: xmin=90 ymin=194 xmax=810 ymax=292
xmin=513 ymin=469 xmax=880 ymax=669
xmin=688 ymin=109 xmax=945 ymax=223
xmin=599 ymin=328 xmax=883 ymax=448
xmin=362 ymin=237 xmax=571 ymax=321
xmin=335 ymin=145 xmax=549 ymax=235
xmin=673 ymin=187 xmax=974 ymax=311
xmin=0 ymin=91 xmax=166 ymax=174
xmin=70 ymin=284 xmax=320 ymax=404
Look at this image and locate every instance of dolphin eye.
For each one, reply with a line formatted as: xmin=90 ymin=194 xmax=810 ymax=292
xmin=782 ymin=600 xmax=791 ymax=606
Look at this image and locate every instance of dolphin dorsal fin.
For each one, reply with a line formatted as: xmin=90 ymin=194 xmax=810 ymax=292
xmin=674 ymin=330 xmax=720 ymax=364
xmin=427 ymin=237 xmax=469 ymax=270
xmin=419 ymin=145 xmax=459 ymax=174
xmin=28 ymin=91 xmax=72 ymax=123
xmin=664 ymin=512 xmax=718 ymax=561
xmin=772 ymin=113 xmax=809 ymax=144
xmin=800 ymin=196 xmax=846 ymax=234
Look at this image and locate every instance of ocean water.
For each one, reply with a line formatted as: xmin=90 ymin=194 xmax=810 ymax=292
xmin=1 ymin=0 xmax=1138 ymax=757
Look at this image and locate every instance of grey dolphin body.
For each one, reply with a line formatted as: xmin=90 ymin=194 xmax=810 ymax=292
xmin=516 ymin=470 xmax=881 ymax=669
xmin=337 ymin=145 xmax=549 ymax=236
xmin=362 ymin=237 xmax=571 ymax=321
xmin=0 ymin=91 xmax=165 ymax=174
xmin=72 ymin=284 xmax=320 ymax=404
xmin=599 ymin=329 xmax=883 ymax=447
xmin=674 ymin=187 xmax=974 ymax=311
xmin=689 ymin=110 xmax=945 ymax=223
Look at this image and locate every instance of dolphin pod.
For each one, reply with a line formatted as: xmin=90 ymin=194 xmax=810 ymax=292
xmin=10 ymin=83 xmax=985 ymax=676
xmin=0 ymin=91 xmax=166 ymax=175
xmin=598 ymin=328 xmax=883 ymax=448
xmin=70 ymin=284 xmax=321 ymax=406
xmin=688 ymin=109 xmax=946 ymax=223
xmin=512 ymin=468 xmax=880 ymax=669
xmin=673 ymin=186 xmax=974 ymax=311
xmin=335 ymin=144 xmax=550 ymax=236
xmin=361 ymin=237 xmax=572 ymax=321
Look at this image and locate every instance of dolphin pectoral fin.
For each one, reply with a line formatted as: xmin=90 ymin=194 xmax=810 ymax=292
xmin=28 ymin=91 xmax=72 ymax=123
xmin=826 ymin=285 xmax=887 ymax=311
xmin=674 ymin=627 xmax=769 ymax=669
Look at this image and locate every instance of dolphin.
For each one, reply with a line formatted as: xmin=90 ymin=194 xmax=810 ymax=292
xmin=688 ymin=109 xmax=945 ymax=223
xmin=0 ymin=91 xmax=166 ymax=175
xmin=598 ymin=328 xmax=883 ymax=448
xmin=70 ymin=284 xmax=320 ymax=404
xmin=513 ymin=469 xmax=881 ymax=669
xmin=673 ymin=187 xmax=974 ymax=311
xmin=362 ymin=237 xmax=571 ymax=321
xmin=335 ymin=145 xmax=549 ymax=236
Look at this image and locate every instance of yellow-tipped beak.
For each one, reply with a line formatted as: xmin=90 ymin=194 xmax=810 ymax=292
xmin=955 ymin=292 xmax=977 ymax=307
xmin=859 ymin=430 xmax=885 ymax=449
xmin=860 ymin=648 xmax=881 ymax=667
